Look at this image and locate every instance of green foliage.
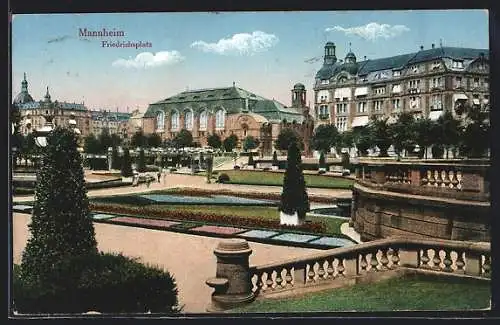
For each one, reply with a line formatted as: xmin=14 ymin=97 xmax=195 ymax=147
xmin=272 ymin=151 xmax=279 ymax=166
xmin=13 ymin=252 xmax=179 ymax=314
xmin=110 ymin=133 xmax=122 ymax=147
xmin=368 ymin=117 xmax=392 ymax=157
xmin=98 ymin=128 xmax=113 ymax=152
xmin=435 ymin=111 xmax=462 ymax=158
xmin=173 ymin=129 xmax=193 ymax=148
xmin=83 ymin=134 xmax=101 ymax=154
xmin=352 ymin=126 xmax=373 ymax=157
xmin=147 ymin=133 xmax=163 ymax=148
xmin=413 ymin=118 xmax=436 ymax=158
xmin=223 ymin=134 xmax=238 ymax=152
xmin=111 ymin=146 xmax=121 ymax=170
xmin=335 ymin=130 xmax=354 ymax=155
xmin=275 ymin=128 xmax=301 ymax=151
xmin=131 ymin=130 xmax=148 ymax=148
xmin=312 ymin=124 xmax=338 ymax=153
xmin=136 ymin=148 xmax=147 ymax=172
xmin=280 ymin=141 xmax=310 ymax=218
xmin=207 ymin=133 xmax=222 ymax=149
xmin=390 ymin=112 xmax=416 ymax=157
xmin=243 ymin=135 xmax=260 ymax=152
xmin=431 ymin=144 xmax=445 ymax=159
xmin=459 ymin=108 xmax=490 ymax=158
xmin=247 ymin=153 xmax=254 ymax=166
xmin=318 ymin=151 xmax=326 ymax=169
xmin=21 ymin=127 xmax=98 ymax=284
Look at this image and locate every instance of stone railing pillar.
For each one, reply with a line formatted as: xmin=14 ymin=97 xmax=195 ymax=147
xmin=206 ymin=239 xmax=255 ymax=312
xmin=372 ymin=166 xmax=386 ymax=185
xmin=410 ymin=167 xmax=421 ymax=185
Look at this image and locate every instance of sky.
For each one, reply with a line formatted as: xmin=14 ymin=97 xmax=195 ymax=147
xmin=11 ymin=10 xmax=489 ymax=112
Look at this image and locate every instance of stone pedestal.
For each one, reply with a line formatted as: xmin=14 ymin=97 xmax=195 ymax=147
xmin=206 ymin=239 xmax=255 ymax=312
xmin=280 ymin=211 xmax=302 ymax=226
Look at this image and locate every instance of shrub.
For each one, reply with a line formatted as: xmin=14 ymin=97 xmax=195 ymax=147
xmin=272 ymin=151 xmax=279 ymax=166
xmin=121 ymin=148 xmax=133 ymax=177
xmin=136 ymin=149 xmax=147 ymax=172
xmin=431 ymin=145 xmax=445 ymax=159
xmin=319 ymin=151 xmax=326 ymax=169
xmin=233 ymin=165 xmax=241 ymax=170
xmin=217 ymin=173 xmax=230 ymax=183
xmin=248 ymin=153 xmax=254 ymax=166
xmin=13 ymin=252 xmax=180 ymax=314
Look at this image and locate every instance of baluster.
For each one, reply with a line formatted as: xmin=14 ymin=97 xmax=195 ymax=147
xmin=360 ymin=254 xmax=368 ymax=272
xmin=421 ymin=170 xmax=428 ymax=186
xmin=337 ymin=258 xmax=345 ymax=277
xmin=275 ymin=269 xmax=284 ymax=288
xmin=266 ymin=272 xmax=274 ymax=291
xmin=326 ymin=260 xmax=335 ymax=279
xmin=370 ymin=251 xmax=379 ymax=272
xmin=307 ymin=263 xmax=316 ymax=283
xmin=259 ymin=272 xmax=267 ymax=293
xmin=442 ymin=170 xmax=450 ymax=188
xmin=456 ymin=170 xmax=463 ymax=190
xmin=432 ymin=249 xmax=442 ymax=270
xmin=455 ymin=251 xmax=465 ymax=273
xmin=435 ymin=170 xmax=442 ymax=187
xmin=428 ymin=170 xmax=435 ymax=186
xmin=406 ymin=170 xmax=412 ymax=184
xmin=380 ymin=249 xmax=390 ymax=270
xmin=284 ymin=268 xmax=293 ymax=287
xmin=317 ymin=261 xmax=326 ymax=281
xmin=443 ymin=250 xmax=453 ymax=272
xmin=391 ymin=248 xmax=400 ymax=267
xmin=449 ymin=170 xmax=458 ymax=189
xmin=482 ymin=255 xmax=491 ymax=277
xmin=421 ymin=249 xmax=430 ymax=268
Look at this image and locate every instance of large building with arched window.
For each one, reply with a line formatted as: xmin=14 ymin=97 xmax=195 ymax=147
xmin=142 ymin=83 xmax=313 ymax=155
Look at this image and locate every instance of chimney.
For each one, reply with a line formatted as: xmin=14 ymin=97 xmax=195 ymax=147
xmin=432 ymin=43 xmax=435 ymax=49
xmin=420 ymin=45 xmax=424 ymax=50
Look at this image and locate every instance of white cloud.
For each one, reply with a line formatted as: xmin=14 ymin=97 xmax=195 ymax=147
xmin=191 ymin=31 xmax=279 ymax=55
xmin=112 ymin=51 xmax=185 ymax=69
xmin=325 ymin=22 xmax=410 ymax=41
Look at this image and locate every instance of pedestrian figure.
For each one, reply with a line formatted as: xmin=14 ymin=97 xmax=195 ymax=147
xmin=163 ymin=171 xmax=167 ymax=184
xmin=146 ymin=177 xmax=151 ymax=188
xmin=157 ymin=171 xmax=161 ymax=183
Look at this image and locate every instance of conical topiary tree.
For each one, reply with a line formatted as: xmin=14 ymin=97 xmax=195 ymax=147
xmin=121 ymin=148 xmax=133 ymax=177
xmin=248 ymin=152 xmax=254 ymax=166
xmin=280 ymin=140 xmax=310 ymax=219
xmin=137 ymin=148 xmax=146 ymax=172
xmin=111 ymin=146 xmax=121 ymax=170
xmin=319 ymin=151 xmax=326 ymax=169
xmin=272 ymin=151 xmax=278 ymax=166
xmin=21 ymin=127 xmax=98 ymax=282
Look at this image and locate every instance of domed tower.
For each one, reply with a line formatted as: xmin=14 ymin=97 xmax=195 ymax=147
xmin=13 ymin=73 xmax=34 ymax=105
xmin=44 ymin=86 xmax=52 ymax=103
xmin=323 ymin=42 xmax=337 ymax=65
xmin=342 ymin=43 xmax=359 ymax=75
xmin=291 ymin=83 xmax=306 ymax=108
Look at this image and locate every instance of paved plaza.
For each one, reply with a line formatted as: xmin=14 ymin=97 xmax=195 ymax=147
xmin=12 ymin=213 xmax=320 ymax=313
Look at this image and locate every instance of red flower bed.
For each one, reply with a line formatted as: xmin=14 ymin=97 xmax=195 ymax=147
xmin=112 ymin=216 xmax=180 ymax=228
xmin=163 ymin=188 xmax=335 ymax=204
xmin=89 ymin=202 xmax=326 ymax=234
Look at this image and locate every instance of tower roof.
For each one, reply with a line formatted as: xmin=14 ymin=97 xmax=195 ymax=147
xmin=293 ymin=83 xmax=305 ymax=90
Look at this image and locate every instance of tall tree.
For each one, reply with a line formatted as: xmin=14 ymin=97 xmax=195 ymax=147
xmin=390 ymin=112 xmax=416 ymax=158
xmin=275 ymin=128 xmax=301 ymax=151
xmin=83 ymin=134 xmax=100 ymax=154
xmin=312 ymin=124 xmax=338 ymax=154
xmin=121 ymin=148 xmax=133 ymax=177
xmin=436 ymin=111 xmax=462 ymax=159
xmin=279 ymin=141 xmax=310 ymax=220
xmin=368 ymin=117 xmax=392 ymax=157
xmin=352 ymin=126 xmax=373 ymax=157
xmin=98 ymin=128 xmax=113 ymax=153
xmin=223 ymin=134 xmax=238 ymax=152
xmin=413 ymin=118 xmax=436 ymax=159
xmin=147 ymin=133 xmax=162 ymax=148
xmin=243 ymin=135 xmax=260 ymax=152
xmin=172 ymin=129 xmax=193 ymax=148
xmin=136 ymin=148 xmax=147 ymax=172
xmin=130 ymin=130 xmax=148 ymax=148
xmin=318 ymin=151 xmax=326 ymax=169
xmin=21 ymin=127 xmax=98 ymax=282
xmin=459 ymin=106 xmax=490 ymax=158
xmin=207 ymin=134 xmax=222 ymax=149
xmin=110 ymin=133 xmax=122 ymax=148
xmin=111 ymin=146 xmax=121 ymax=170
xmin=272 ymin=150 xmax=279 ymax=166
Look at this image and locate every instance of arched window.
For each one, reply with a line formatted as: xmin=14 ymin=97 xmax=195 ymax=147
xmin=199 ymin=110 xmax=208 ymax=131
xmin=184 ymin=110 xmax=193 ymax=130
xmin=215 ymin=109 xmax=225 ymax=129
xmin=156 ymin=111 xmax=165 ymax=130
xmin=171 ymin=110 xmax=179 ymax=130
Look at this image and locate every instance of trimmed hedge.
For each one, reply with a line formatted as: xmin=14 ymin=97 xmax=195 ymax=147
xmin=89 ymin=202 xmax=326 ymax=234
xmin=13 ymin=253 xmax=180 ymax=314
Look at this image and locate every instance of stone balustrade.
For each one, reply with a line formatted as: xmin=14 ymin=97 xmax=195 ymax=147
xmin=206 ymin=237 xmax=490 ymax=310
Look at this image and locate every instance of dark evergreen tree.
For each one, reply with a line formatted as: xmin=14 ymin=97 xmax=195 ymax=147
xmin=173 ymin=129 xmax=193 ymax=148
xmin=247 ymin=152 xmax=254 ymax=166
xmin=223 ymin=134 xmax=238 ymax=152
xmin=111 ymin=146 xmax=121 ymax=170
xmin=280 ymin=141 xmax=310 ymax=219
xmin=319 ymin=151 xmax=326 ymax=169
xmin=312 ymin=124 xmax=338 ymax=153
xmin=243 ymin=136 xmax=259 ymax=152
xmin=20 ymin=127 xmax=98 ymax=283
xmin=137 ymin=148 xmax=147 ymax=172
xmin=121 ymin=148 xmax=133 ymax=177
xmin=207 ymin=134 xmax=222 ymax=149
xmin=275 ymin=128 xmax=301 ymax=151
xmin=131 ymin=130 xmax=147 ymax=148
xmin=368 ymin=117 xmax=392 ymax=157
xmin=272 ymin=151 xmax=279 ymax=166
xmin=147 ymin=133 xmax=162 ymax=148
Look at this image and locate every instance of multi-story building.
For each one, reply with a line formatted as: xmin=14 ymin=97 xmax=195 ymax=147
xmin=13 ymin=73 xmax=92 ymax=136
xmin=142 ymin=83 xmax=311 ymax=155
xmin=313 ymin=42 xmax=489 ymax=131
xmin=89 ymin=109 xmax=131 ymax=138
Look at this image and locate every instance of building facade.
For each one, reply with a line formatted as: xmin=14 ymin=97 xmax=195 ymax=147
xmin=89 ymin=109 xmax=131 ymax=138
xmin=142 ymin=83 xmax=314 ymax=155
xmin=13 ymin=73 xmax=92 ymax=136
xmin=313 ymin=42 xmax=489 ymax=131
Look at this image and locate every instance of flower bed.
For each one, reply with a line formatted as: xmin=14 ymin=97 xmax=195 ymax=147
xmin=89 ymin=202 xmax=326 ymax=234
xmin=154 ymin=188 xmax=337 ymax=204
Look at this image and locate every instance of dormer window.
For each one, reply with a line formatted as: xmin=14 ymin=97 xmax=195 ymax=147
xmin=321 ymin=79 xmax=329 ymax=85
xmin=393 ymin=70 xmax=401 ymax=77
xmin=338 ymin=76 xmax=347 ymax=83
xmin=452 ymin=60 xmax=464 ymax=69
xmin=409 ymin=65 xmax=419 ymax=73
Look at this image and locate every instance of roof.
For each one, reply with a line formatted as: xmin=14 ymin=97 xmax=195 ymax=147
xmin=90 ymin=110 xmax=131 ymax=121
xmin=15 ymin=100 xmax=88 ymax=111
xmin=153 ymin=86 xmax=267 ymax=104
xmin=317 ymin=46 xmax=489 ymax=79
xmin=252 ymin=99 xmax=303 ymax=123
xmin=13 ymin=92 xmax=34 ymax=105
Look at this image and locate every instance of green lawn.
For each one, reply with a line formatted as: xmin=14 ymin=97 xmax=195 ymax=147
xmin=221 ymin=170 xmax=353 ymax=189
xmin=230 ymin=275 xmax=491 ymax=313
